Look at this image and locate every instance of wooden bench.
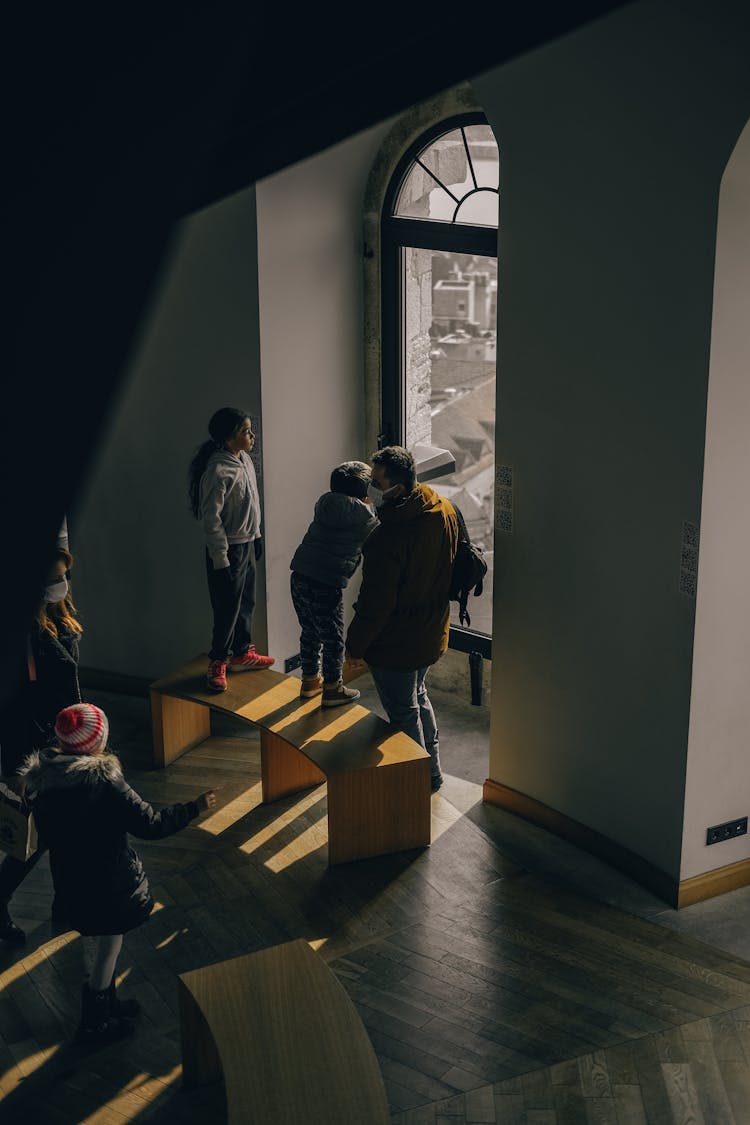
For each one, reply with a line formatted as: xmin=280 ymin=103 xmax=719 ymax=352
xmin=150 ymin=653 xmax=431 ymax=864
xmin=178 ymin=938 xmax=390 ymax=1124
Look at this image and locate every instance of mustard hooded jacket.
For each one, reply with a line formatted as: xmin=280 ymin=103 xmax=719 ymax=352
xmin=346 ymin=483 xmax=458 ymax=670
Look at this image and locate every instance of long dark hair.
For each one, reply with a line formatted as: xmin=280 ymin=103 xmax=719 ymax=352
xmin=188 ymin=407 xmax=250 ymax=518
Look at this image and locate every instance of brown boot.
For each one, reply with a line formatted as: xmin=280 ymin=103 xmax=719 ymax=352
xmin=321 ymin=681 xmax=361 ymax=708
xmin=300 ymin=674 xmax=323 ymax=698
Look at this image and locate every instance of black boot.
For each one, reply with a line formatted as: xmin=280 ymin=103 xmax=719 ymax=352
xmin=76 ymin=984 xmax=134 ymax=1044
xmin=108 ymin=974 xmax=140 ymax=1019
xmin=0 ymin=901 xmax=26 ymax=945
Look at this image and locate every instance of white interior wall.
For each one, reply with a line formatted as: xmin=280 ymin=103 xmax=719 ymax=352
xmin=473 ymin=0 xmax=750 ymax=879
xmin=72 ymin=115 xmax=398 ymax=685
xmin=682 ymin=118 xmax=750 ymax=877
xmin=255 ymin=122 xmax=393 ymax=668
xmin=73 ymin=187 xmax=265 ymax=678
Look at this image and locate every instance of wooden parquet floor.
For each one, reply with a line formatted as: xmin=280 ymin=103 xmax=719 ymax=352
xmin=2 ymin=694 xmax=750 ymax=1123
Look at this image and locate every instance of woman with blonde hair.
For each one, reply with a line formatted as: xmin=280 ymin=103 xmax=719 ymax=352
xmin=0 ymin=547 xmax=84 ymax=944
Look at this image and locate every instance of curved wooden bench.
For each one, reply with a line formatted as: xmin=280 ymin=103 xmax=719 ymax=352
xmin=178 ymin=938 xmax=390 ymax=1124
xmin=150 ymin=653 xmax=431 ymax=864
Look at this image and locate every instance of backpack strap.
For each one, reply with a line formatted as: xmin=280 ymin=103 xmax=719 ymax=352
xmin=452 ymin=503 xmax=470 ymax=626
xmin=451 ymin=502 xmax=470 ymax=545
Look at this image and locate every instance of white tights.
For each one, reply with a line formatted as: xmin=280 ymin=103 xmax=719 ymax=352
xmin=84 ymin=933 xmax=124 ymax=992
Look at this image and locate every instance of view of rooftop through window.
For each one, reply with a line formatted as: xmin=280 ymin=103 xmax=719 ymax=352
xmin=386 ymin=119 xmax=499 ymax=637
xmin=403 ymin=249 xmax=497 ymax=636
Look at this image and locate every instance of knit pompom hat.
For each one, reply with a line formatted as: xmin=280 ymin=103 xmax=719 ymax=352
xmin=54 ymin=703 xmax=109 ymax=755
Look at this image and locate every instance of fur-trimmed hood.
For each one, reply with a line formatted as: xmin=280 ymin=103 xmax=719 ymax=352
xmin=20 ymin=748 xmax=123 ymax=796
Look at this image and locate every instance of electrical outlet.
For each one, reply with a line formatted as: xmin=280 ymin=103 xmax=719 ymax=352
xmin=706 ymin=816 xmax=748 ymax=846
xmin=284 ymin=653 xmax=302 ymax=673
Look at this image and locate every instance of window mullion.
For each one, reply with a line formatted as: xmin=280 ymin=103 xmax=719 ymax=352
xmin=383 ymin=218 xmax=497 ymax=257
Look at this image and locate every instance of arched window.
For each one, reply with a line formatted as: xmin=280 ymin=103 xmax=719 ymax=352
xmin=381 ymin=113 xmax=498 ymax=654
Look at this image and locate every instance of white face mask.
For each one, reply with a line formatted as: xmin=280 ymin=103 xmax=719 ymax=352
xmin=367 ymin=482 xmax=385 ymax=508
xmin=45 ymin=577 xmax=69 ymax=604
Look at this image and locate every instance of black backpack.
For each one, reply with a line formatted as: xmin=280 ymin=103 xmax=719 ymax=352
xmin=448 ymin=503 xmax=488 ymax=628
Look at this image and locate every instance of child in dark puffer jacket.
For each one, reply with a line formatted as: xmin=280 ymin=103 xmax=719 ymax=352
xmin=290 ymin=461 xmax=377 ymax=707
xmin=21 ymin=702 xmax=217 ymax=1044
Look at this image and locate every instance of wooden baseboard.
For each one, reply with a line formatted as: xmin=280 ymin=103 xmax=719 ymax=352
xmin=483 ymin=778 xmax=750 ymax=910
xmin=483 ymin=777 xmax=680 ymax=908
xmin=677 ymin=857 xmax=750 ymax=908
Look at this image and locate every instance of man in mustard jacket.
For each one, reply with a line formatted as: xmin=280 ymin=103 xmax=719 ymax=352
xmin=345 ymin=446 xmax=458 ymax=791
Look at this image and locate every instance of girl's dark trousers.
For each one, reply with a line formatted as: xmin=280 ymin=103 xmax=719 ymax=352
xmin=206 ymin=542 xmax=256 ymax=661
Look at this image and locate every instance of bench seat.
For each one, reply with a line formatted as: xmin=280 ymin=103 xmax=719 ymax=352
xmin=150 ymin=653 xmax=431 ymax=864
xmin=178 ymin=938 xmax=391 ymax=1124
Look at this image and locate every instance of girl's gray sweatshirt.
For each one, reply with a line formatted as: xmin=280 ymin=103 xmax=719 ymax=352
xmin=200 ymin=449 xmax=261 ymax=569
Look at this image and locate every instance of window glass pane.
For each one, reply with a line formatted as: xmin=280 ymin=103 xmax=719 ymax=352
xmin=454 ymin=191 xmax=498 ymax=226
xmin=394 ymin=127 xmax=499 ymax=228
xmin=403 ymin=248 xmax=496 ymax=636
xmin=464 ymin=125 xmax=499 ymax=189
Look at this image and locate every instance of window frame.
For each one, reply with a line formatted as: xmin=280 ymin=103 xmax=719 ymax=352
xmin=380 ymin=112 xmax=497 ymax=659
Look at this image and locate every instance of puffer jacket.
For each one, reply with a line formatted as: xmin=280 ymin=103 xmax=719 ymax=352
xmin=21 ymin=749 xmax=199 ymax=936
xmin=290 ymin=492 xmax=378 ymax=588
xmin=200 ymin=448 xmax=261 ymax=569
xmin=345 ymin=483 xmax=458 ymax=670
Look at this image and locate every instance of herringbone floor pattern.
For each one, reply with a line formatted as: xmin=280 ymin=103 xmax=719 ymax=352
xmin=2 ymin=691 xmax=750 ymax=1123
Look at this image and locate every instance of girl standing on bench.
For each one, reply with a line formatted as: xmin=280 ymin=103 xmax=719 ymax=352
xmin=188 ymin=407 xmax=275 ymax=693
xmin=21 ymin=701 xmax=218 ymax=1044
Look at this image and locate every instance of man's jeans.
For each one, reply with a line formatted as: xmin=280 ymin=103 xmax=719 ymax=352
xmin=368 ymin=664 xmax=442 ymax=784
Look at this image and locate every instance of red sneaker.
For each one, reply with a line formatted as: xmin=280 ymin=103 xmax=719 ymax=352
xmin=228 ymin=645 xmax=275 ymax=672
xmin=207 ymin=659 xmax=228 ymax=693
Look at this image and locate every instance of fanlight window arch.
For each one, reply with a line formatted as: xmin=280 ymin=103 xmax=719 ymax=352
xmin=392 ymin=124 xmax=499 ymax=228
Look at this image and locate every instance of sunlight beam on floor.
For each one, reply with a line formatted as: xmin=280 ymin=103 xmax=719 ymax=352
xmin=74 ymin=1064 xmax=182 ymax=1123
xmin=196 ymin=782 xmax=264 ymax=834
xmin=238 ymin=789 xmax=327 ymax=855
xmin=154 ymin=930 xmax=186 ymax=950
xmin=262 ymin=819 xmax=328 ymax=873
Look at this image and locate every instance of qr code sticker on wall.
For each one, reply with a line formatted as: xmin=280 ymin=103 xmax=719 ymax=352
xmin=679 ymin=569 xmax=697 ymax=598
xmin=682 ymin=521 xmax=699 ymax=549
xmin=681 ymin=545 xmax=698 ymax=574
xmin=498 ymin=487 xmax=513 ymax=511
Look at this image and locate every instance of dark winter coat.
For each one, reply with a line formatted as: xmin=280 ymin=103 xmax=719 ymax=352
xmin=345 ymin=483 xmax=459 ymax=670
xmin=21 ymin=749 xmax=199 ymax=936
xmin=0 ymin=625 xmax=81 ymax=778
xmin=290 ymin=492 xmax=377 ymax=588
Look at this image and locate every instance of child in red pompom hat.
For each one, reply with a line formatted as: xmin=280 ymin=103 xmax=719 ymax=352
xmin=21 ymin=702 xmax=218 ymax=1045
xmin=54 ymin=702 xmax=109 ymax=755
